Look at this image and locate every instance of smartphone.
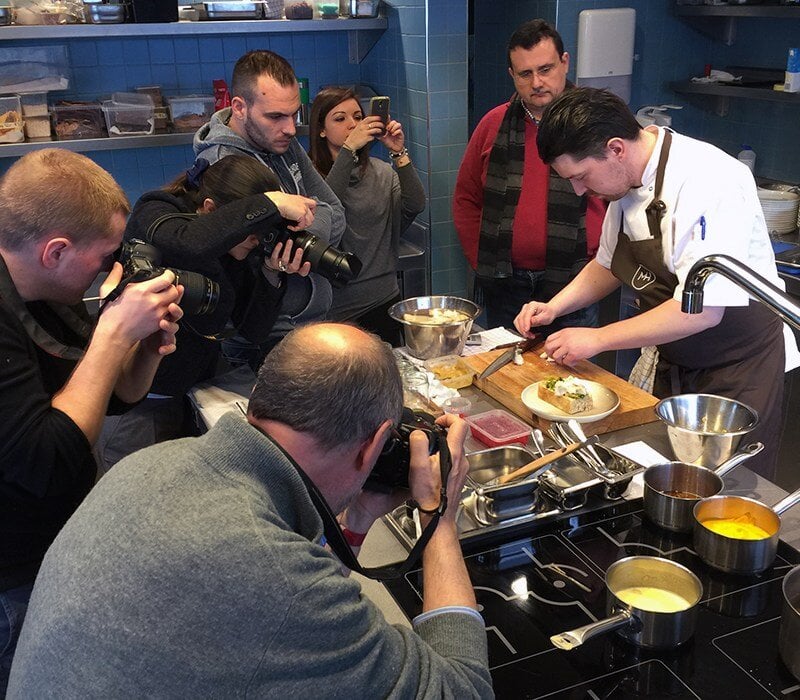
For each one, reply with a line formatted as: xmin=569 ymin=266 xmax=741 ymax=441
xmin=369 ymin=96 xmax=390 ymax=134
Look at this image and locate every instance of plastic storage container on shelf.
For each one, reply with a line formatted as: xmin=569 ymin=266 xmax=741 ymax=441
xmin=317 ymin=2 xmax=339 ymax=17
xmin=167 ymin=95 xmax=215 ymax=133
xmin=465 ymin=409 xmax=531 ymax=448
xmin=0 ymin=95 xmax=24 ymax=144
xmin=285 ymin=1 xmax=313 ymax=18
xmin=0 ymin=46 xmax=70 ymax=94
xmin=102 ymin=93 xmax=155 ymax=137
xmin=52 ymin=101 xmax=106 ymax=140
xmin=20 ymin=93 xmax=48 ymax=118
xmin=423 ymin=355 xmax=476 ymax=390
xmin=349 ymin=0 xmax=379 ymax=17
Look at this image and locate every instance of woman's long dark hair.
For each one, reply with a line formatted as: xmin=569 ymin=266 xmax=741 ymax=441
xmin=165 ymin=155 xmax=282 ymax=208
xmin=309 ymin=87 xmax=370 ymax=177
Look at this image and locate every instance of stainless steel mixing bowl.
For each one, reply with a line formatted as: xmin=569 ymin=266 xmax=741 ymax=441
xmin=388 ymin=296 xmax=480 ymax=359
xmin=655 ymin=393 xmax=758 ymax=467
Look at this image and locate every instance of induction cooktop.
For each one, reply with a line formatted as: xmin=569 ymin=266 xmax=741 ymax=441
xmin=383 ymin=501 xmax=800 ymax=699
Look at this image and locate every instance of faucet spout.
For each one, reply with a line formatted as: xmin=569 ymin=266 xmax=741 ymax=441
xmin=682 ymin=254 xmax=800 ymax=331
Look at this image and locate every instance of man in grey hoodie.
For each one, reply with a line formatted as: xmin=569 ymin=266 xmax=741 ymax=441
xmin=193 ymin=50 xmax=346 ymax=361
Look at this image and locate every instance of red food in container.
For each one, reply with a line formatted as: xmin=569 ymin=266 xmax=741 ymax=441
xmin=465 ymin=409 xmax=530 ymax=448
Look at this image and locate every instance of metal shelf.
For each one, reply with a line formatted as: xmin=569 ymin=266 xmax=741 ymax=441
xmin=0 ymin=125 xmax=309 ymax=158
xmin=674 ymin=3 xmax=800 ymax=44
xmin=0 ymin=16 xmax=387 ymax=39
xmin=670 ymin=80 xmax=800 ymax=102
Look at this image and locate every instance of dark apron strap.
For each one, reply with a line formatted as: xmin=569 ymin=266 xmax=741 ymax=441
xmin=645 ymin=130 xmax=672 ymax=241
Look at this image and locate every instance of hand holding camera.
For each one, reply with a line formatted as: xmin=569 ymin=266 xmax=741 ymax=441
xmin=97 ymin=261 xmax=183 ymax=355
xmin=262 ymin=239 xmax=311 ymax=278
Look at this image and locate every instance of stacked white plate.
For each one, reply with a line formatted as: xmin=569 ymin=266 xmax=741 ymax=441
xmin=757 ymin=186 xmax=800 ymax=235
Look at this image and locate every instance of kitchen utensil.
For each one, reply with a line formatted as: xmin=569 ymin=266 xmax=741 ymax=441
xmin=693 ymin=486 xmax=800 ymax=575
xmin=643 ymin=442 xmax=764 ymax=533
xmin=531 ymin=428 xmax=546 ymax=457
xmin=478 ymin=338 xmax=538 ymax=379
xmin=521 ymin=380 xmax=620 ymax=423
xmin=388 ymin=296 xmax=481 ymax=360
xmin=779 ymin=564 xmax=800 ymax=681
xmin=655 ymin=394 xmax=758 ymax=467
xmin=550 ymin=556 xmax=702 ymax=650
xmin=497 ymin=435 xmax=600 ymax=485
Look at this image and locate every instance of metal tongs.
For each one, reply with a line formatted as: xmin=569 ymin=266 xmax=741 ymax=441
xmin=550 ymin=420 xmax=618 ymax=479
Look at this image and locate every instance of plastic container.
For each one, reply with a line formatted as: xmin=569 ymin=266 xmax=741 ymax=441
xmin=167 ymin=95 xmax=215 ymax=132
xmin=285 ymin=1 xmax=313 ymax=18
xmin=349 ymin=0 xmax=379 ymax=17
xmin=465 ymin=409 xmax=531 ymax=448
xmin=0 ymin=94 xmax=23 ymax=144
xmin=52 ymin=101 xmax=106 ymax=140
xmin=442 ymin=396 xmax=472 ymax=418
xmin=423 ymin=355 xmax=476 ymax=390
xmin=24 ymin=115 xmax=51 ymax=140
xmin=20 ymin=93 xmax=48 ymax=118
xmin=737 ymin=145 xmax=756 ymax=173
xmin=0 ymin=46 xmax=70 ymax=94
xmin=318 ymin=2 xmax=339 ymax=17
xmin=102 ymin=93 xmax=155 ymax=137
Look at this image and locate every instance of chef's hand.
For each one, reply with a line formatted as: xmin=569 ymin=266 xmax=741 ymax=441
xmin=544 ymin=327 xmax=604 ymax=367
xmin=514 ymin=301 xmax=557 ymax=338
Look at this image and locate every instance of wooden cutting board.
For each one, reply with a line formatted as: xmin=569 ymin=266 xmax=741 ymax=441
xmin=462 ymin=346 xmax=659 ymax=435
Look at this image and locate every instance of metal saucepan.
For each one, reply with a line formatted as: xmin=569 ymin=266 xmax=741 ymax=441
xmin=643 ymin=443 xmax=764 ymax=533
xmin=550 ymin=556 xmax=703 ymax=650
xmin=779 ymin=564 xmax=800 ymax=681
xmin=692 ymin=486 xmax=800 ymax=575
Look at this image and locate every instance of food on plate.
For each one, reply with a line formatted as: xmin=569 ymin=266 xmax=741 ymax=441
xmin=700 ymin=516 xmax=771 ymax=540
xmin=402 ymin=308 xmax=470 ymax=325
xmin=538 ymin=376 xmax=594 ymax=414
xmin=615 ymin=586 xmax=693 ymax=613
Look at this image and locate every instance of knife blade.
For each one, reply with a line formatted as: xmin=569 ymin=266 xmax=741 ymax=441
xmin=478 ymin=338 xmax=539 ymax=379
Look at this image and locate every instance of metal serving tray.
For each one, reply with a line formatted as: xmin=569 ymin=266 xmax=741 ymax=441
xmin=194 ymin=2 xmax=263 ymax=19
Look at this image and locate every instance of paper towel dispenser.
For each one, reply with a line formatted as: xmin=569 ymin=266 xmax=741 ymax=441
xmin=576 ymin=8 xmax=636 ymax=104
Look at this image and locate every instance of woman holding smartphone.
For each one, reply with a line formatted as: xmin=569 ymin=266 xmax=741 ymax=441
xmin=309 ymin=87 xmax=425 ymax=345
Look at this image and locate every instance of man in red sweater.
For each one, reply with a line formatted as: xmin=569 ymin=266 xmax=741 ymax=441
xmin=453 ymin=19 xmax=606 ymax=330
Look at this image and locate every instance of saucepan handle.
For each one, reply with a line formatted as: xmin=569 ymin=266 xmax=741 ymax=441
xmin=550 ymin=609 xmax=634 ymax=651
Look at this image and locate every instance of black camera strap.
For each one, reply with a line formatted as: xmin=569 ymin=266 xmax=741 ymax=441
xmin=294 ymin=433 xmax=452 ymax=581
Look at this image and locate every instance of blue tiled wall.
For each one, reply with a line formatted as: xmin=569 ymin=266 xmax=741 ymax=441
xmin=472 ymin=0 xmax=800 ymax=183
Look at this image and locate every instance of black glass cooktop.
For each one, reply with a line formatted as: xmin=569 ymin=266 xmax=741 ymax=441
xmin=383 ymin=501 xmax=800 ymax=699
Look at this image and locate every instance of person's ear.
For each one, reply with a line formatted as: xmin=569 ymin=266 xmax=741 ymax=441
xmin=355 ymin=419 xmax=394 ymax=473
xmin=607 ymin=137 xmax=626 ymax=160
xmin=230 ymin=95 xmax=247 ymax=122
xmin=40 ymin=237 xmax=70 ymax=270
xmin=561 ymin=51 xmax=570 ymax=72
xmin=198 ymin=198 xmax=217 ymax=214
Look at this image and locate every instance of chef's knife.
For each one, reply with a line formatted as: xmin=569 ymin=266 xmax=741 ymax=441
xmin=478 ymin=337 xmax=539 ymax=380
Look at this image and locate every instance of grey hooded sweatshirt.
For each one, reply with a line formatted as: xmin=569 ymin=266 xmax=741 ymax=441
xmin=193 ymin=109 xmax=346 ymax=341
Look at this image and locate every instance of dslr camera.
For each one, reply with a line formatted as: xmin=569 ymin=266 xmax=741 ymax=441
xmin=261 ymin=225 xmax=362 ymax=288
xmin=364 ymin=409 xmax=449 ymax=493
xmin=118 ymin=239 xmax=220 ymax=316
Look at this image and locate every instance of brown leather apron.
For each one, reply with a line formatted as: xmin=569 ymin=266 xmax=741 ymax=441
xmin=610 ymin=131 xmax=785 ymax=478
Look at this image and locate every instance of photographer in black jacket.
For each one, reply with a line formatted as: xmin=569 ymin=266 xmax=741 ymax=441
xmin=98 ymin=155 xmax=315 ymax=470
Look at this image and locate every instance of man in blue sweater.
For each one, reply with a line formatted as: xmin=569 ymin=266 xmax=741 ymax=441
xmin=9 ymin=323 xmax=493 ymax=698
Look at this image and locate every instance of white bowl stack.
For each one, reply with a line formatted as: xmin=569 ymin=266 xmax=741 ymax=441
xmin=757 ymin=186 xmax=800 ymax=236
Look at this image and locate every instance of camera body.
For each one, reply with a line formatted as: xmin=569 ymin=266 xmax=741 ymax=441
xmin=260 ymin=225 xmax=362 ymax=289
xmin=119 ymin=239 xmax=219 ymax=316
xmin=364 ymin=409 xmax=446 ymax=493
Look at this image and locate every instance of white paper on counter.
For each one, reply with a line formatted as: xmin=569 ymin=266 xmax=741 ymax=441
xmin=461 ymin=327 xmax=524 ymax=356
xmin=187 ymin=365 xmax=256 ymax=430
xmin=612 ymin=441 xmax=670 ymax=500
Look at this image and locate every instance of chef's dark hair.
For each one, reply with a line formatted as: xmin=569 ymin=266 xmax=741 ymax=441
xmin=232 ymin=50 xmax=297 ymax=105
xmin=537 ymin=87 xmax=642 ymax=164
xmin=507 ymin=19 xmax=564 ymax=67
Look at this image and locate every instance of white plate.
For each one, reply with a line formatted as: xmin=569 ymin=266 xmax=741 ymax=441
xmin=521 ymin=380 xmax=620 ymax=423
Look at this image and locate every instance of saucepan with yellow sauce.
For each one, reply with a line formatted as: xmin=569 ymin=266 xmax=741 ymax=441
xmin=550 ymin=556 xmax=702 ymax=651
xmin=693 ymin=485 xmax=800 ymax=575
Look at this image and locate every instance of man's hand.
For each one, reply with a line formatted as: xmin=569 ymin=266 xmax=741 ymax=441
xmin=408 ymin=414 xmax=469 ymax=522
xmin=514 ymin=301 xmax=557 ymax=338
xmin=543 ymin=327 xmax=604 ymax=367
xmin=98 ymin=264 xmax=183 ymax=348
xmin=265 ymin=192 xmax=317 ymax=231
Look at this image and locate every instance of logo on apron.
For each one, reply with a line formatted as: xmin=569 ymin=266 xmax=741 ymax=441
xmin=631 ymin=265 xmax=656 ymax=291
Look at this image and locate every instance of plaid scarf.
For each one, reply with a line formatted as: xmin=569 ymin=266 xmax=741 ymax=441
xmin=476 ymin=93 xmax=588 ymax=296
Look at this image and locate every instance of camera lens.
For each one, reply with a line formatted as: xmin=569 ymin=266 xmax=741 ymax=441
xmin=292 ymin=232 xmax=363 ymax=288
xmin=171 ymin=270 xmax=219 ymax=316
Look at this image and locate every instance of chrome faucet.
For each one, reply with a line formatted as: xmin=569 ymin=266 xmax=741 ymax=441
xmin=682 ymin=254 xmax=800 ymax=330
